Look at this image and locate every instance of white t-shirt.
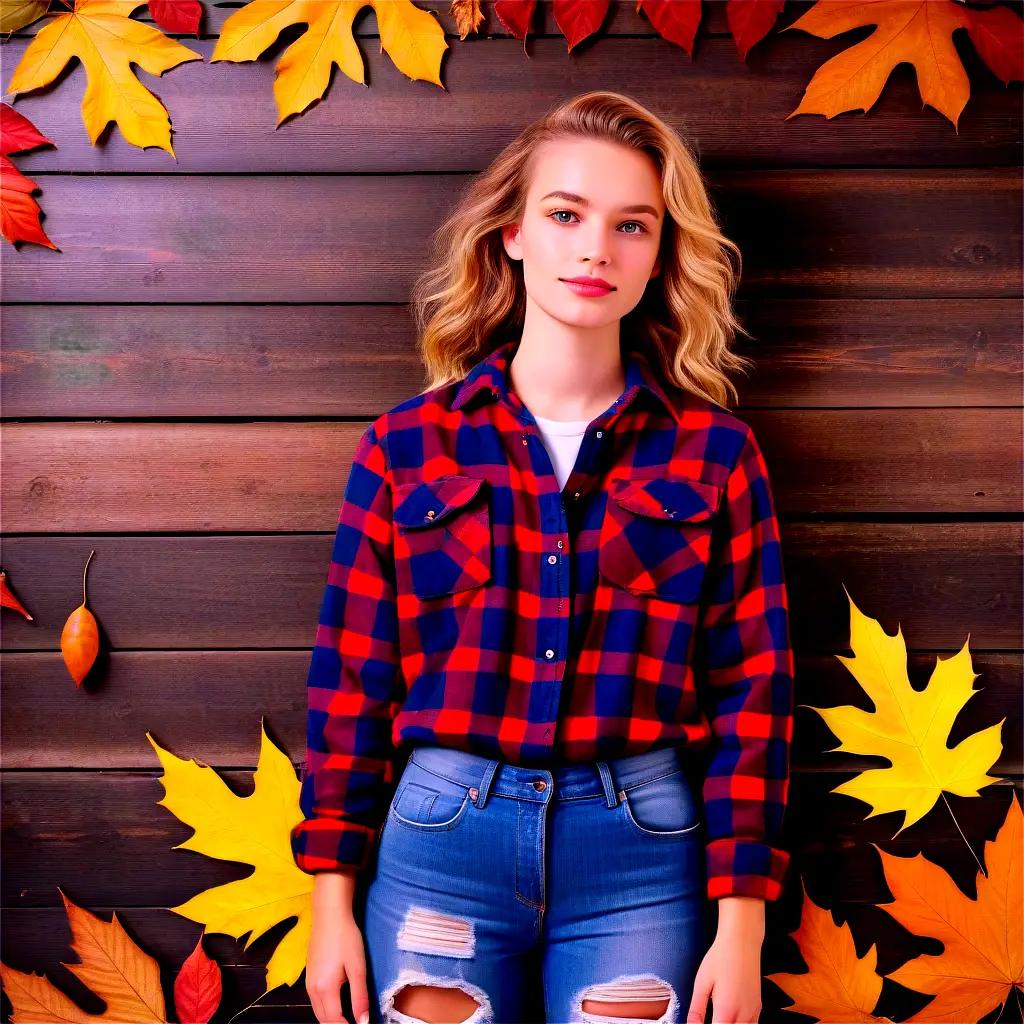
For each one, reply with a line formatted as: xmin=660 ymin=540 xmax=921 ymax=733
xmin=531 ymin=412 xmax=591 ymax=490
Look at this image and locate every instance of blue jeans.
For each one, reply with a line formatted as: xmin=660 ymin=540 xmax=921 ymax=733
xmin=358 ymin=743 xmax=712 ymax=1023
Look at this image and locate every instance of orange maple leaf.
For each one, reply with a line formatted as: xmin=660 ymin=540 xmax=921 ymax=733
xmin=766 ymin=876 xmax=895 ymax=1021
xmin=0 ymin=888 xmax=167 ymax=1022
xmin=782 ymin=0 xmax=1022 ymax=130
xmin=879 ymin=792 xmax=1023 ymax=1022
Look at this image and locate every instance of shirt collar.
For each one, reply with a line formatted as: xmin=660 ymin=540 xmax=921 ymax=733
xmin=451 ymin=339 xmax=682 ymax=419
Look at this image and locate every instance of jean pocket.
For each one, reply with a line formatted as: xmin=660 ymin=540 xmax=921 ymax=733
xmin=393 ymin=474 xmax=492 ymax=600
xmin=619 ymin=768 xmax=703 ymax=839
xmin=388 ymin=765 xmax=473 ymax=833
xmin=598 ymin=476 xmax=721 ymax=604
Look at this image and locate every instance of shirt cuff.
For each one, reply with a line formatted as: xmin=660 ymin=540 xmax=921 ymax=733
xmin=290 ymin=817 xmax=378 ymax=875
xmin=705 ymin=836 xmax=790 ymax=901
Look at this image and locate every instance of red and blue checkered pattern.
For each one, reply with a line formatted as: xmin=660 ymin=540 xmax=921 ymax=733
xmin=290 ymin=338 xmax=795 ymax=901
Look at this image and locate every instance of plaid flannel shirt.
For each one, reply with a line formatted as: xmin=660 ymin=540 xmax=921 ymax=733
xmin=290 ymin=338 xmax=795 ymax=901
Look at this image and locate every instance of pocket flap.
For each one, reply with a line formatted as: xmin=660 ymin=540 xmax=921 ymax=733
xmin=610 ymin=477 xmax=721 ymax=523
xmin=393 ymin=474 xmax=487 ymax=529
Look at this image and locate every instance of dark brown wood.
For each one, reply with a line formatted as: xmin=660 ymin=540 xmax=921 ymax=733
xmin=1 ymin=772 xmax=1019 ymax=907
xmin=3 ymin=6 xmax=1019 ymax=171
xmin=0 ymin=523 xmax=1019 ymax=650
xmin=1 ymin=2 xmax=1021 ymax=1018
xmin=2 ymin=299 xmax=1020 ymax=417
xmin=1 ymin=650 xmax=1018 ymax=772
xmin=1 ymin=411 xmax=1020 ymax=534
xmin=1 ymin=171 xmax=1019 ymax=302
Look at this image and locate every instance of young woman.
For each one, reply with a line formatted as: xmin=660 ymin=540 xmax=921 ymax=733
xmin=292 ymin=91 xmax=794 ymax=1024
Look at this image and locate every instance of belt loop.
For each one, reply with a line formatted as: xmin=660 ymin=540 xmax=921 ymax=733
xmin=474 ymin=759 xmax=500 ymax=808
xmin=596 ymin=761 xmax=619 ymax=808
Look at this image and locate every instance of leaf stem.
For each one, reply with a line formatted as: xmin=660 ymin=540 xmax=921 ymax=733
xmin=226 ymin=990 xmax=266 ymax=1024
xmin=941 ymin=791 xmax=986 ymax=877
xmin=82 ymin=548 xmax=95 ymax=606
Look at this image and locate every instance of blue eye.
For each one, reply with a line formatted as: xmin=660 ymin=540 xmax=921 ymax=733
xmin=548 ymin=210 xmax=648 ymax=235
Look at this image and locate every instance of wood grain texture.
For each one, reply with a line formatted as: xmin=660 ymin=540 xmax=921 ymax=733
xmin=2 ymin=171 xmax=1020 ymax=302
xmin=1 ymin=1 xmax=1021 ymax=1019
xmin=3 ymin=32 xmax=1019 ymax=173
xmin=1 ymin=651 xmax=1019 ymax=772
xmin=1 ymin=411 xmax=1020 ymax=532
xmin=0 ymin=524 xmax=1019 ymax=652
xmin=2 ymin=299 xmax=1020 ymax=416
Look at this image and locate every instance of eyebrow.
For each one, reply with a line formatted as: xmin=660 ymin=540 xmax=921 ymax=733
xmin=540 ymin=190 xmax=661 ymax=219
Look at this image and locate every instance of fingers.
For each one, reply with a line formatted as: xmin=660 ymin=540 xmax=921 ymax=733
xmin=307 ymin=984 xmax=346 ymax=1024
xmin=347 ymin=956 xmax=370 ymax=1024
xmin=687 ymin=970 xmax=712 ymax=1023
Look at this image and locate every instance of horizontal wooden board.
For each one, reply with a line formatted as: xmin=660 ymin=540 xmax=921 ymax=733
xmin=1 ymin=412 xmax=1021 ymax=533
xmin=2 ymin=171 xmax=1019 ymax=302
xmin=2 ymin=772 xmax=1018 ymax=908
xmin=2 ymin=299 xmax=1020 ymax=416
xmin=1 ymin=650 xmax=1018 ymax=772
xmin=0 ymin=523 xmax=1019 ymax=649
xmin=3 ymin=30 xmax=1019 ymax=173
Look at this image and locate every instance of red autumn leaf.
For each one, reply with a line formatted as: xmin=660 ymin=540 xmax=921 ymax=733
xmin=727 ymin=0 xmax=787 ymax=61
xmin=148 ymin=0 xmax=202 ymax=35
xmin=962 ymin=2 xmax=1024 ymax=85
xmin=0 ymin=103 xmax=58 ymax=250
xmin=0 ymin=567 xmax=34 ymax=621
xmin=638 ymin=0 xmax=703 ymax=56
xmin=494 ymin=0 xmax=537 ymax=42
xmin=173 ymin=934 xmax=223 ymax=1024
xmin=553 ymin=0 xmax=611 ymax=51
xmin=1 ymin=102 xmax=55 ymax=157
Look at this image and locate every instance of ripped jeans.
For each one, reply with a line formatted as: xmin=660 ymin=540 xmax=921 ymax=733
xmin=358 ymin=743 xmax=711 ymax=1023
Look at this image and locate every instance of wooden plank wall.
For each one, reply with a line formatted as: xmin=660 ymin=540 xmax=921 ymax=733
xmin=2 ymin=2 xmax=1021 ymax=1021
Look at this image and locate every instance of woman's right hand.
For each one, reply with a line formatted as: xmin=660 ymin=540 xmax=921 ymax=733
xmin=306 ymin=871 xmax=371 ymax=1024
xmin=306 ymin=913 xmax=370 ymax=1024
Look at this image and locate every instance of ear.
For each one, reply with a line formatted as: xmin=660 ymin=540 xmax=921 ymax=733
xmin=651 ymin=255 xmax=662 ymax=278
xmin=502 ymin=222 xmax=523 ymax=261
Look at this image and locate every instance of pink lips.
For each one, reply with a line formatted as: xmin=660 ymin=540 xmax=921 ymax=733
xmin=561 ymin=276 xmax=615 ymax=297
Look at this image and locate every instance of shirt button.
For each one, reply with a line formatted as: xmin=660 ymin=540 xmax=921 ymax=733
xmin=572 ymin=491 xmax=580 ymax=500
xmin=547 ymin=554 xmax=557 ymax=564
xmin=544 ymin=649 xmax=555 ymax=660
xmin=557 ymin=539 xmax=564 ymax=549
xmin=596 ymin=430 xmax=603 ymax=438
xmin=425 ymin=509 xmax=436 ymax=519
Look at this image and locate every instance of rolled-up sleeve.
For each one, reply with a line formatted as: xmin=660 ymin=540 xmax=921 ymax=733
xmin=696 ymin=425 xmax=795 ymax=901
xmin=290 ymin=421 xmax=404 ymax=874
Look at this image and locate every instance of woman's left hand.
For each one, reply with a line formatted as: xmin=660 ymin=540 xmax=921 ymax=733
xmin=686 ymin=897 xmax=765 ymax=1023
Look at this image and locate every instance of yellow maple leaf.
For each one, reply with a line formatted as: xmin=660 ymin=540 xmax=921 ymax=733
xmin=0 ymin=0 xmax=50 ymax=33
xmin=766 ymin=878 xmax=894 ymax=1022
xmin=4 ymin=0 xmax=202 ymax=156
xmin=0 ymin=888 xmax=166 ymax=1023
xmin=782 ymin=0 xmax=974 ymax=129
xmin=879 ymin=793 xmax=1023 ymax=1022
xmin=802 ymin=588 xmax=1004 ymax=835
xmin=147 ymin=720 xmax=313 ymax=996
xmin=211 ymin=0 xmax=448 ymax=124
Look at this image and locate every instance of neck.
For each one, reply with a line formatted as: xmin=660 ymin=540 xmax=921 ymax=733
xmin=508 ymin=329 xmax=625 ymax=421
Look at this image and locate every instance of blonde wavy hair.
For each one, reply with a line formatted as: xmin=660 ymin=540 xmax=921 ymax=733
xmin=411 ymin=90 xmax=755 ymax=410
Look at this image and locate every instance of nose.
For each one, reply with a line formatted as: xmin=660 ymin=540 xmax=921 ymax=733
xmin=580 ymin=224 xmax=613 ymax=265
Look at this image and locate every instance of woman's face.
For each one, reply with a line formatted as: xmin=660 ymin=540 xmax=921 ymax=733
xmin=502 ymin=136 xmax=666 ymax=332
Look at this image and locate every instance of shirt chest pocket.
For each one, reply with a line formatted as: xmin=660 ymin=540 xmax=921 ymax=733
xmin=392 ymin=474 xmax=493 ymax=600
xmin=598 ymin=476 xmax=722 ymax=604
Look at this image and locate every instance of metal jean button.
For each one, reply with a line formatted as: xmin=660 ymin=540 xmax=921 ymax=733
xmin=532 ymin=779 xmax=547 ymax=792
